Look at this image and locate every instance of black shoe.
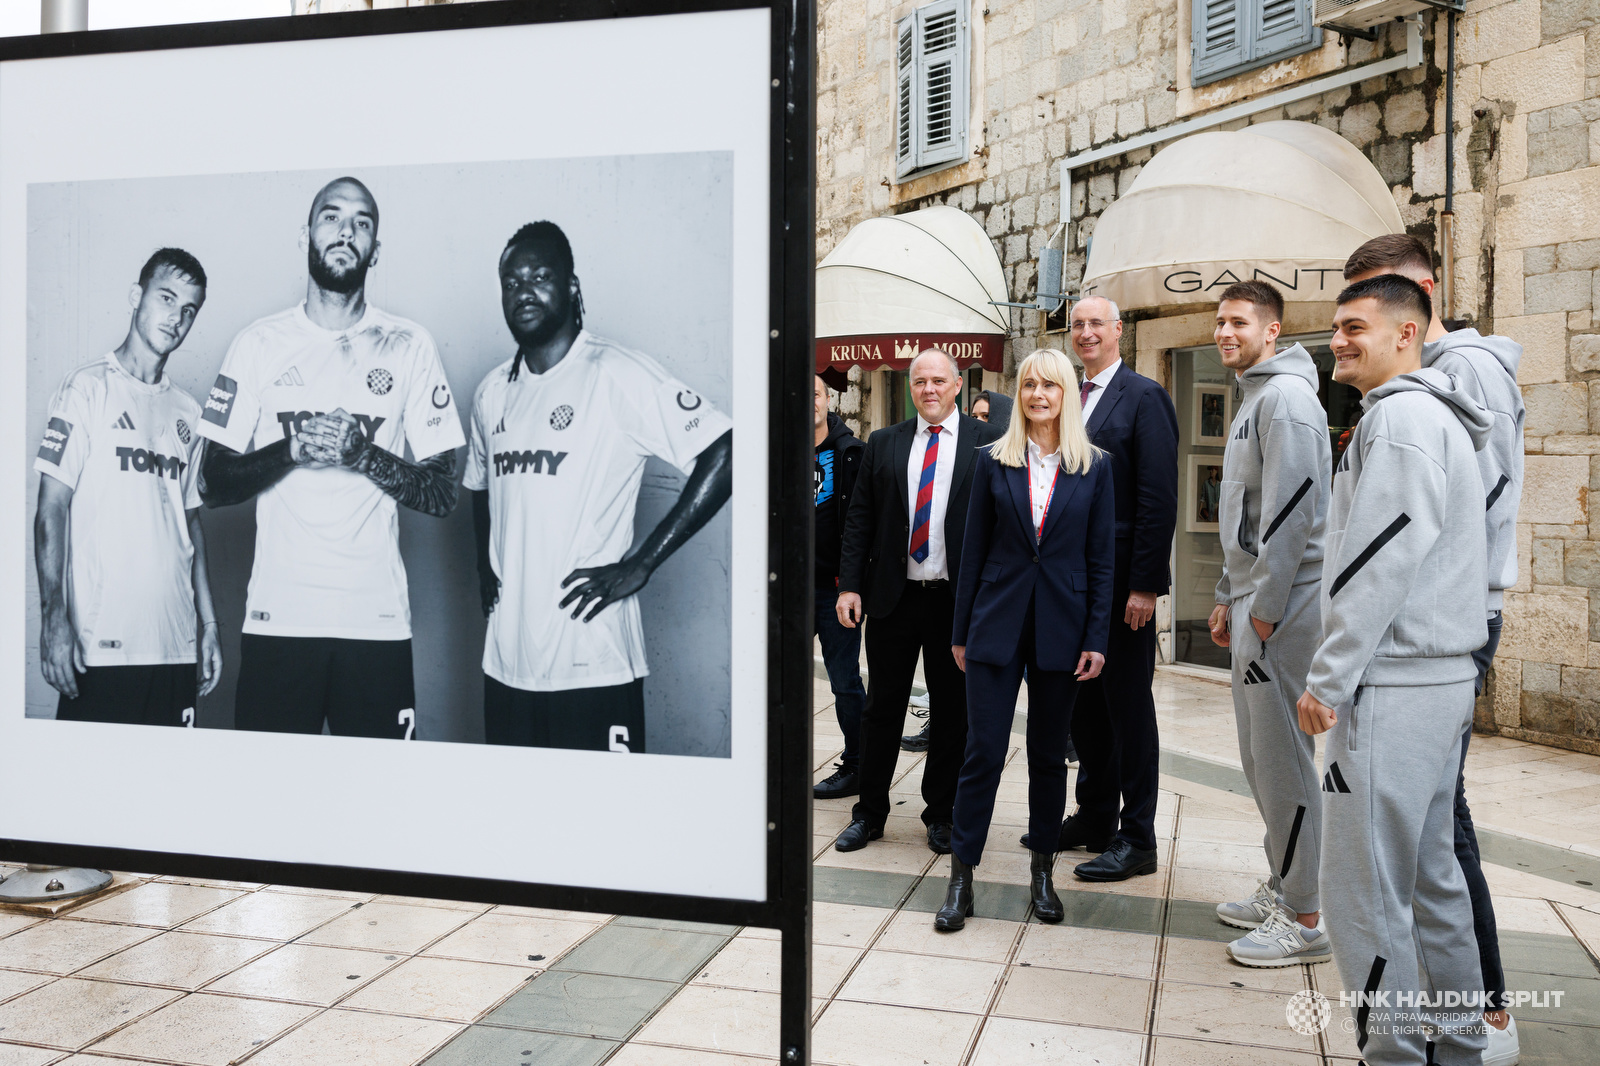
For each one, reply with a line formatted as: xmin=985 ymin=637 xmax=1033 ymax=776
xmin=1029 ymin=849 xmax=1064 ymax=923
xmin=927 ymin=822 xmax=953 ymax=854
xmin=1073 ymin=838 xmax=1158 ymax=882
xmin=813 ymin=765 xmax=860 ymax=800
xmin=1020 ymin=813 xmax=1111 ymax=853
xmin=834 ymin=819 xmax=883 ymax=852
xmin=934 ymin=854 xmax=975 ymax=932
xmin=900 ymin=722 xmax=931 ymax=752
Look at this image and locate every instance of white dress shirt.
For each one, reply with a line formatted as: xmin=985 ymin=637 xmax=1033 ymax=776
xmin=1026 ymin=438 xmax=1063 ymax=537
xmin=905 ymin=409 xmax=960 ymax=581
xmin=1079 ymin=358 xmax=1121 ymax=425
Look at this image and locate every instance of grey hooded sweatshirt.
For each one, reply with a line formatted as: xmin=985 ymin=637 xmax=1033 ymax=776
xmin=1304 ymin=367 xmax=1493 ymax=708
xmin=1422 ymin=329 xmax=1524 ymax=612
xmin=1214 ymin=343 xmax=1331 ymax=623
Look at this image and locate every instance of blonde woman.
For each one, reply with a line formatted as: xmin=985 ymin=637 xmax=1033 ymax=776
xmin=937 ymin=349 xmax=1116 ymax=931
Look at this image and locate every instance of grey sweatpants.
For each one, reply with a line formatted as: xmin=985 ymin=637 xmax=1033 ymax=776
xmin=1320 ymin=679 xmax=1488 ymax=1066
xmin=1230 ymin=581 xmax=1323 ymax=914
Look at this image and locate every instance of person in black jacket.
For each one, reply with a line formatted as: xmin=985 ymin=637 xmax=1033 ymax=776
xmin=936 ymin=349 xmax=1115 ymax=932
xmin=1041 ymin=296 xmax=1179 ymax=882
xmin=813 ymin=375 xmax=868 ymax=799
xmin=834 ymin=350 xmax=1004 ymax=855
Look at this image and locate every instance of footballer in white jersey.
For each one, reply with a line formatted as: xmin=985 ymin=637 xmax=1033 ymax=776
xmin=34 ymin=249 xmax=222 ymax=727
xmin=196 ymin=178 xmax=464 ymax=740
xmin=464 ymin=222 xmax=733 ymax=753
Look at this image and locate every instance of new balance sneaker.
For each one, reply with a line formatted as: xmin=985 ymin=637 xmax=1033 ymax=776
xmin=1226 ymin=908 xmax=1332 ymax=968
xmin=1483 ymin=1014 xmax=1519 ymax=1066
xmin=1216 ymin=879 xmax=1281 ymax=930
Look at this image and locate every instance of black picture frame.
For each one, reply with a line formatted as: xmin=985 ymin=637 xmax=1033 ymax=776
xmin=0 ymin=0 xmax=816 ymax=1061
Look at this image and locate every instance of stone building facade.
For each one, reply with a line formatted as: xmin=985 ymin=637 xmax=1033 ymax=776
xmin=300 ymin=0 xmax=1600 ymax=753
xmin=813 ymin=0 xmax=1600 ymax=754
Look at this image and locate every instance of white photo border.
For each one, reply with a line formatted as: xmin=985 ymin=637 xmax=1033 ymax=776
xmin=0 ymin=6 xmax=777 ymax=905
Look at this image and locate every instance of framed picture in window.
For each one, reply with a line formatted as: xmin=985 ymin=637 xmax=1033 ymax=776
xmin=1193 ymin=384 xmax=1230 ymax=446
xmin=1187 ymin=453 xmax=1224 ymax=533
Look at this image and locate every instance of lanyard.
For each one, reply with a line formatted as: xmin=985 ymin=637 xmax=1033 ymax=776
xmin=1028 ymin=458 xmax=1059 ymax=542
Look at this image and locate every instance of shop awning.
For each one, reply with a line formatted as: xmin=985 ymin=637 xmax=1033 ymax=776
xmin=816 ymin=205 xmax=1007 ymax=374
xmin=1081 ymin=120 xmax=1405 ymax=310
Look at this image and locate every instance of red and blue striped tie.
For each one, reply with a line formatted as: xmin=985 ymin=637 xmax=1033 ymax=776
xmin=909 ymin=425 xmax=941 ymax=563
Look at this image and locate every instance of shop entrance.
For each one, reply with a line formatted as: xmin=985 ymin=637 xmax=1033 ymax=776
xmin=1169 ymin=334 xmax=1359 ymax=671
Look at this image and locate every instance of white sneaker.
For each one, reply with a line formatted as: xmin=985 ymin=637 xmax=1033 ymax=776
xmin=1226 ymin=908 xmax=1332 ymax=967
xmin=1216 ymin=879 xmax=1281 ymax=929
xmin=1483 ymin=1014 xmax=1519 ymax=1066
xmin=908 ymin=692 xmax=930 ymax=709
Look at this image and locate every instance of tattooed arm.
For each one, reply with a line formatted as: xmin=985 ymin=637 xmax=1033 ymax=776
xmin=303 ymin=408 xmax=459 ymax=517
xmin=353 ymin=446 xmax=459 ymax=517
xmin=200 ymin=438 xmax=299 ymax=507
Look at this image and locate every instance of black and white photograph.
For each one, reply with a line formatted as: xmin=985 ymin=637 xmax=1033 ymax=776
xmin=1186 ymin=455 xmax=1223 ymax=533
xmin=25 ymin=155 xmax=735 ymax=758
xmin=1193 ymin=383 xmax=1229 ymax=446
xmin=1 ymin=6 xmax=777 ymax=902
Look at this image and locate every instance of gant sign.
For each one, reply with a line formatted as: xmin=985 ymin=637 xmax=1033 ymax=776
xmin=1082 ymin=260 xmax=1348 ymax=309
xmin=815 ymin=332 xmax=1003 ymax=373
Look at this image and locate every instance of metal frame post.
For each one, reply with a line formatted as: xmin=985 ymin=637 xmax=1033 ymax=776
xmin=41 ymin=0 xmax=88 ymax=34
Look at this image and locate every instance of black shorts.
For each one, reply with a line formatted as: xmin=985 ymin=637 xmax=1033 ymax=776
xmin=235 ymin=634 xmax=416 ymax=740
xmin=484 ymin=675 xmax=646 ymax=753
xmin=57 ymin=663 xmax=196 ymax=727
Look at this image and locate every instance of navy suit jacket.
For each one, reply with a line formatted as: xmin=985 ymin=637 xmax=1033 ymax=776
xmin=952 ymin=447 xmax=1116 ymax=670
xmin=1084 ymin=365 xmax=1180 ymax=594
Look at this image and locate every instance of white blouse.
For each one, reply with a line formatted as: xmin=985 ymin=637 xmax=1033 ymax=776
xmin=1026 ymin=438 xmax=1062 ymax=536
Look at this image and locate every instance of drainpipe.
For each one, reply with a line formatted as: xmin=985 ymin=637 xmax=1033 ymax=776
xmin=40 ymin=0 xmax=87 ymax=33
xmin=1440 ymin=9 xmax=1457 ymax=322
xmin=1059 ymin=16 xmax=1425 ymax=260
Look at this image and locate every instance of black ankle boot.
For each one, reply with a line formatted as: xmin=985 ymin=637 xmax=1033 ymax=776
xmin=934 ymin=854 xmax=975 ymax=932
xmin=1030 ymin=849 xmax=1064 ymax=923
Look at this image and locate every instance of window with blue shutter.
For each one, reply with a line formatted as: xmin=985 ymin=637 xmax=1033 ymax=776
xmin=1191 ymin=0 xmax=1320 ymax=87
xmin=895 ymin=0 xmax=970 ymax=179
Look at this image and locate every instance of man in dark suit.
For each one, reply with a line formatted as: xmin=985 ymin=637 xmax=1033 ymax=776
xmin=834 ymin=349 xmax=1004 ymax=854
xmin=1054 ymin=295 xmax=1179 ymax=881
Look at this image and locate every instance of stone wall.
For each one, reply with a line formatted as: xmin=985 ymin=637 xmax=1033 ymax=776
xmin=816 ymin=0 xmax=1600 ymax=753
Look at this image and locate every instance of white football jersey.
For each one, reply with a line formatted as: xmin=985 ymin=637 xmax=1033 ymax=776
xmin=34 ymin=353 xmax=205 ymax=667
xmin=196 ymin=303 xmax=465 ymax=640
xmin=463 ymin=331 xmax=733 ymax=691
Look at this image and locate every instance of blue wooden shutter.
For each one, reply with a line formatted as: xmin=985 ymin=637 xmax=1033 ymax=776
xmin=1253 ymin=0 xmax=1319 ymax=61
xmin=912 ymin=0 xmax=968 ymax=171
xmin=1192 ymin=0 xmax=1248 ymax=84
xmin=895 ymin=16 xmax=916 ymax=178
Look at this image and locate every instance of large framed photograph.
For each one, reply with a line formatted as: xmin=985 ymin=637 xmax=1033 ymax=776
xmin=0 ymin=0 xmax=812 ymax=930
xmin=1186 ymin=454 xmax=1224 ymax=533
xmin=1193 ymin=383 xmax=1230 ymax=446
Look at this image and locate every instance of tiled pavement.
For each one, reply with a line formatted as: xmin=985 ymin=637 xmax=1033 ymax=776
xmin=2 ymin=667 xmax=1598 ymax=1065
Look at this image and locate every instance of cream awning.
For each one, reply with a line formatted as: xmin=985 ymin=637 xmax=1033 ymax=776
xmin=816 ymin=205 xmax=1007 ymax=372
xmin=1081 ymin=120 xmax=1405 ymax=310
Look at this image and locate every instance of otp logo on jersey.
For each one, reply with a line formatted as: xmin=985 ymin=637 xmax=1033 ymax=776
xmin=493 ymin=449 xmax=568 ymax=476
xmin=275 ymin=412 xmax=387 ymax=440
xmin=202 ymin=375 xmax=238 ymax=428
xmin=116 ymin=446 xmax=186 ymax=480
xmin=37 ymin=417 xmax=72 ymax=463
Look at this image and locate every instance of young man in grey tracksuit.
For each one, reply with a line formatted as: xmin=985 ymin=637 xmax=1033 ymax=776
xmin=1346 ymin=235 xmax=1524 ymax=1066
xmin=1299 ymin=275 xmax=1491 ymax=1066
xmin=1205 ymin=281 xmax=1332 ymax=968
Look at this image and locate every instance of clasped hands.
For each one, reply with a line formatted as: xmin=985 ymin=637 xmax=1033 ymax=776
xmin=290 ymin=408 xmax=367 ymax=468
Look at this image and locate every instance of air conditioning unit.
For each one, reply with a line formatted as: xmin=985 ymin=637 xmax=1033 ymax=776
xmin=1313 ymin=0 xmax=1451 ymax=32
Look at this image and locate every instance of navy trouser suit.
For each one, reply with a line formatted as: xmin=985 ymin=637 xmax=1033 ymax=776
xmin=950 ymin=448 xmax=1116 ymax=867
